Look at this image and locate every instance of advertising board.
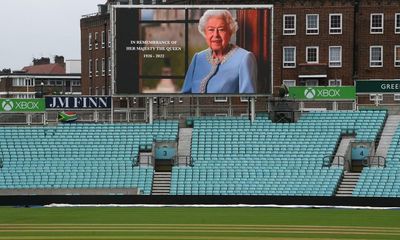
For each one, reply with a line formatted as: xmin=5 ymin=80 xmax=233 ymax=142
xmin=0 ymin=99 xmax=45 ymax=112
xmin=288 ymin=86 xmax=356 ymax=100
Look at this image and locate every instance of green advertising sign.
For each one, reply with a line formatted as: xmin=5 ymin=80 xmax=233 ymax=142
xmin=356 ymin=80 xmax=400 ymax=93
xmin=288 ymin=87 xmax=356 ymax=100
xmin=0 ymin=99 xmax=45 ymax=112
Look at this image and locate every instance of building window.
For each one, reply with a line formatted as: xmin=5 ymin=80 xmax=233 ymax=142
xmin=306 ymin=46 xmax=319 ymax=63
xmin=71 ymin=80 xmax=81 ymax=86
xmin=328 ymin=79 xmax=342 ymax=86
xmin=26 ymin=78 xmax=34 ymax=86
xmin=94 ymin=32 xmax=99 ymax=49
xmin=283 ymin=80 xmax=296 ymax=87
xmin=12 ymin=78 xmax=34 ymax=87
xmin=370 ymin=46 xmax=383 ymax=67
xmin=108 ymin=57 xmax=112 ymax=75
xmin=102 ymin=86 xmax=105 ymax=95
xmin=329 ymin=14 xmax=342 ymax=34
xmin=369 ymin=94 xmax=383 ymax=101
xmin=283 ymin=15 xmax=296 ymax=35
xmin=283 ymin=47 xmax=296 ymax=68
xmin=240 ymin=97 xmax=249 ymax=102
xmin=370 ymin=13 xmax=384 ymax=34
xmin=89 ymin=33 xmax=92 ymax=50
xmin=396 ymin=14 xmax=400 ymax=34
xmin=395 ymin=46 xmax=400 ymax=67
xmin=329 ymin=46 xmax=342 ymax=67
xmin=95 ymin=59 xmax=99 ymax=76
xmin=101 ymin=31 xmax=106 ymax=48
xmin=306 ymin=14 xmax=319 ymax=35
xmin=306 ymin=80 xmax=318 ymax=86
xmin=214 ymin=97 xmax=228 ymax=102
xmin=108 ymin=30 xmax=111 ymax=47
xmin=15 ymin=94 xmax=35 ymax=99
xmin=89 ymin=59 xmax=93 ymax=77
xmin=101 ymin=58 xmax=105 ymax=76
xmin=394 ymin=94 xmax=400 ymax=101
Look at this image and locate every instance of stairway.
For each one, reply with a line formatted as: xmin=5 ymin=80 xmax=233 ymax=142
xmin=332 ymin=136 xmax=355 ymax=166
xmin=151 ymin=171 xmax=171 ymax=195
xmin=335 ymin=171 xmax=361 ymax=197
xmin=177 ymin=128 xmax=192 ymax=166
xmin=375 ymin=115 xmax=400 ymax=158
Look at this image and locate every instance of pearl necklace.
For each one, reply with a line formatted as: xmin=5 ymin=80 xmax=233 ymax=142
xmin=206 ymin=44 xmax=238 ymax=65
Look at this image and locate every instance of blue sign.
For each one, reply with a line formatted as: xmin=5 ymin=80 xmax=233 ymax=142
xmin=155 ymin=146 xmax=176 ymax=160
xmin=351 ymin=146 xmax=369 ymax=161
xmin=45 ymin=96 xmax=111 ymax=109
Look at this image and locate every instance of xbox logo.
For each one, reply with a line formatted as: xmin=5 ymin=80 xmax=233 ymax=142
xmin=1 ymin=99 xmax=14 ymax=111
xmin=304 ymin=88 xmax=316 ymax=99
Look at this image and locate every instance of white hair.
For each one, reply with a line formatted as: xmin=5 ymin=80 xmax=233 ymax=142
xmin=198 ymin=10 xmax=238 ymax=37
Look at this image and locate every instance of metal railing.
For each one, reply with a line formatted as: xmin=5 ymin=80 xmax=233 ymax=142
xmin=132 ymin=154 xmax=193 ymax=167
xmin=363 ymin=155 xmax=386 ymax=167
xmin=132 ymin=155 xmax=154 ymax=167
xmin=322 ymin=155 xmax=345 ymax=167
xmin=173 ymin=155 xmax=193 ymax=167
xmin=0 ymin=150 xmax=3 ymax=169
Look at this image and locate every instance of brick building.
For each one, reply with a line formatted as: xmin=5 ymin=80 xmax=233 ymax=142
xmin=0 ymin=56 xmax=81 ymax=98
xmin=273 ymin=0 xmax=400 ymax=105
xmin=80 ymin=0 xmax=178 ymax=96
xmin=81 ymin=0 xmax=400 ymax=106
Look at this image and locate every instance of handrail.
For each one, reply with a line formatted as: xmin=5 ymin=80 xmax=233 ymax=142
xmin=362 ymin=155 xmax=386 ymax=167
xmin=0 ymin=150 xmax=3 ymax=169
xmin=173 ymin=155 xmax=193 ymax=167
xmin=322 ymin=155 xmax=345 ymax=167
xmin=132 ymin=154 xmax=154 ymax=167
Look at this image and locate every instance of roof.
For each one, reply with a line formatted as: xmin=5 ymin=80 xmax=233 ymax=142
xmin=22 ymin=64 xmax=65 ymax=74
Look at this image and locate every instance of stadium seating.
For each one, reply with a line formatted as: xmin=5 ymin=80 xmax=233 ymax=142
xmin=0 ymin=110 xmax=388 ymax=197
xmin=170 ymin=110 xmax=387 ymax=196
xmin=353 ymin=124 xmax=400 ymax=197
xmin=0 ymin=121 xmax=179 ymax=194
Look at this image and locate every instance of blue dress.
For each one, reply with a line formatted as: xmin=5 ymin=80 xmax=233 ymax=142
xmin=182 ymin=46 xmax=257 ymax=94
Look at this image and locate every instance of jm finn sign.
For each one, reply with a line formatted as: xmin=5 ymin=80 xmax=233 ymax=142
xmin=45 ymin=96 xmax=111 ymax=109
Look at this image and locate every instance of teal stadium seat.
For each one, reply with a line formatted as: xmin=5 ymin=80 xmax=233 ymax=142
xmin=0 ymin=121 xmax=179 ymax=195
xmin=171 ymin=111 xmax=387 ymax=196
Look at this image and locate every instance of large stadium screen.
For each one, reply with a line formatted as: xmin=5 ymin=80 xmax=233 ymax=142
xmin=112 ymin=6 xmax=272 ymax=95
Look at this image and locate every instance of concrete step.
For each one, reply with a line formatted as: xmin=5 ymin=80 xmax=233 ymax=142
xmin=154 ymin=172 xmax=171 ymax=175
xmin=152 ymin=187 xmax=170 ymax=190
xmin=152 ymin=171 xmax=172 ymax=195
xmin=153 ymin=185 xmax=170 ymax=188
xmin=153 ymin=176 xmax=171 ymax=179
xmin=336 ymin=194 xmax=352 ymax=197
xmin=337 ymin=190 xmax=353 ymax=194
xmin=339 ymin=185 xmax=357 ymax=188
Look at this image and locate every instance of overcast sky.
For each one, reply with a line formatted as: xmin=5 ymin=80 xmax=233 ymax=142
xmin=0 ymin=0 xmax=104 ymax=71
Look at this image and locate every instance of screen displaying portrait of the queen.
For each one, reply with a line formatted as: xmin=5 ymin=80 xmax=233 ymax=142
xmin=113 ymin=6 xmax=272 ymax=95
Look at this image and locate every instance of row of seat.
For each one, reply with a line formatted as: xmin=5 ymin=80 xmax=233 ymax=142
xmin=172 ymin=111 xmax=387 ymax=196
xmin=0 ymin=122 xmax=179 ymax=194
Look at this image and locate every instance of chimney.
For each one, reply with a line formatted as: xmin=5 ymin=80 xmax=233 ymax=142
xmin=98 ymin=4 xmax=107 ymax=15
xmin=54 ymin=55 xmax=65 ymax=65
xmin=33 ymin=57 xmax=50 ymax=65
